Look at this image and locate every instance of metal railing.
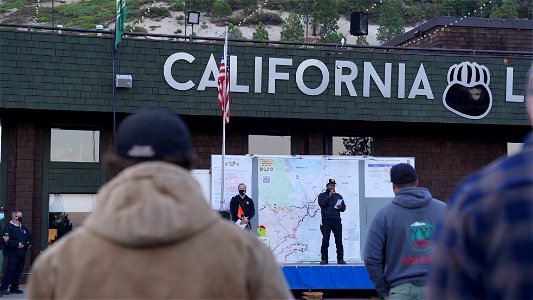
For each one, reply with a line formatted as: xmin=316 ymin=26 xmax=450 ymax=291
xmin=1 ymin=22 xmax=532 ymax=57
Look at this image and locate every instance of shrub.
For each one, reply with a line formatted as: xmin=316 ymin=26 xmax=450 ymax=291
xmin=246 ymin=12 xmax=283 ymax=25
xmin=211 ymin=0 xmax=232 ymax=19
xmin=141 ymin=7 xmax=171 ymax=19
xmin=264 ymin=0 xmax=300 ymax=10
xmin=228 ymin=23 xmax=243 ymax=38
xmin=125 ymin=24 xmax=148 ymax=33
xmin=168 ymin=0 xmax=185 ymax=11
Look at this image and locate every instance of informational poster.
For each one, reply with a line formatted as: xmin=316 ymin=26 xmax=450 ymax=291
xmin=364 ymin=157 xmax=415 ymax=198
xmin=257 ymin=156 xmax=361 ymax=263
xmin=210 ymin=155 xmax=253 ymax=211
xmin=191 ymin=169 xmax=211 ymax=203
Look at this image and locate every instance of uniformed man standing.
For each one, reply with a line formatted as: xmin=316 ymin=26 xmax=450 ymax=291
xmin=318 ymin=179 xmax=346 ymax=265
xmin=230 ymin=183 xmax=255 ymax=231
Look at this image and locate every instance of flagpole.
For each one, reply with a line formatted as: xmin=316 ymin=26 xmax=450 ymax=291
xmin=112 ymin=39 xmax=117 ymax=154
xmin=220 ymin=25 xmax=228 ymax=212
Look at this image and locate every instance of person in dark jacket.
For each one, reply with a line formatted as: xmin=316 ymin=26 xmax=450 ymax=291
xmin=0 ymin=207 xmax=8 ymax=285
xmin=0 ymin=211 xmax=31 ymax=295
xmin=318 ymin=178 xmax=346 ymax=265
xmin=363 ymin=163 xmax=446 ymax=300
xmin=229 ymin=183 xmax=255 ymax=230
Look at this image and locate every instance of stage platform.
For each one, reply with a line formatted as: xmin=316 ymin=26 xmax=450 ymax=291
xmin=281 ymin=264 xmax=374 ymax=289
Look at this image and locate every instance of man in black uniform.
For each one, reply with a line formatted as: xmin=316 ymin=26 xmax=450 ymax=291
xmin=1 ymin=211 xmax=31 ymax=295
xmin=318 ymin=179 xmax=346 ymax=265
xmin=230 ymin=183 xmax=255 ymax=231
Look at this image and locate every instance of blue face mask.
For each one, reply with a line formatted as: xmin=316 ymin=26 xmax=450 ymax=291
xmin=0 ymin=214 xmax=4 ymax=221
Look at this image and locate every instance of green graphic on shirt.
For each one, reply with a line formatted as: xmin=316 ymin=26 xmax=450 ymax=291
xmin=406 ymin=221 xmax=434 ymax=251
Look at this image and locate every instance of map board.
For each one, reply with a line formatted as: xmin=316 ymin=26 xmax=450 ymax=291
xmin=257 ymin=156 xmax=361 ymax=263
xmin=208 ymin=154 xmax=415 ymax=264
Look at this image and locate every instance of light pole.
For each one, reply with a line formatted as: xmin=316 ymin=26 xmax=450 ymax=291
xmin=186 ymin=10 xmax=200 ymax=41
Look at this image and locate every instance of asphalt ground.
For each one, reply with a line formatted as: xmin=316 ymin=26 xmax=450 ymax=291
xmin=0 ymin=285 xmax=25 ymax=299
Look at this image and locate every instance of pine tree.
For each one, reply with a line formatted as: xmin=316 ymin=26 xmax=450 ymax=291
xmin=490 ymin=0 xmax=518 ymax=18
xmin=253 ymin=22 xmax=269 ymax=40
xmin=320 ymin=31 xmax=343 ymax=43
xmin=210 ymin=0 xmax=232 ymax=19
xmin=280 ymin=12 xmax=304 ymax=42
xmin=376 ymin=0 xmax=405 ymax=44
xmin=228 ymin=23 xmax=243 ymax=39
xmin=312 ymin=0 xmax=339 ymax=37
xmin=356 ymin=36 xmax=369 ymax=45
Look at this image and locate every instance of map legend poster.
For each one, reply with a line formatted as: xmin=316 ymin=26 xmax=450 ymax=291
xmin=211 ymin=155 xmax=253 ymax=211
xmin=364 ymin=157 xmax=415 ymax=198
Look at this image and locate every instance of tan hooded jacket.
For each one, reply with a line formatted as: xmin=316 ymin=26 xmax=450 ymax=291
xmin=28 ymin=162 xmax=292 ymax=299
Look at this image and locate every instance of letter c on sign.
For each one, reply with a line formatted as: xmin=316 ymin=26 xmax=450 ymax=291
xmin=164 ymin=52 xmax=195 ymax=90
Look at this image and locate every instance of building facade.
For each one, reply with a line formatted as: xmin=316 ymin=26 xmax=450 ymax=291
xmin=0 ymin=24 xmax=531 ymax=272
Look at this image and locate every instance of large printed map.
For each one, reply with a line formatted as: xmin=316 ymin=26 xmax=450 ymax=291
xmin=257 ymin=157 xmax=361 ymax=263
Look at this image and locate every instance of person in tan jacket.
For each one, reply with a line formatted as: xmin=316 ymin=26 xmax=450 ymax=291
xmin=28 ymin=108 xmax=292 ymax=299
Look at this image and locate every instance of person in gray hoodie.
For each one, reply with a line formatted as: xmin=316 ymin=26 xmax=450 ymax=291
xmin=364 ymin=163 xmax=446 ymax=300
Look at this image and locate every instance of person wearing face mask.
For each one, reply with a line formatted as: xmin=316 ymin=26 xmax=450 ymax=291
xmin=0 ymin=207 xmax=9 ymax=284
xmin=230 ymin=183 xmax=255 ymax=231
xmin=1 ymin=210 xmax=31 ymax=295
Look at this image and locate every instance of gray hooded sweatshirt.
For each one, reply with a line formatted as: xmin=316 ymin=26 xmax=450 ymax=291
xmin=363 ymin=187 xmax=446 ymax=297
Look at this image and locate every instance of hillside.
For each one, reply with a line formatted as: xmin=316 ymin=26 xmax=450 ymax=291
xmin=0 ymin=0 xmax=531 ymax=46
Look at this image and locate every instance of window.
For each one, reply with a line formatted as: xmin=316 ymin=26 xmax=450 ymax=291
xmin=507 ymin=142 xmax=522 ymax=156
xmin=51 ymin=129 xmax=100 ymax=162
xmin=333 ymin=136 xmax=373 ymax=156
xmin=48 ymin=194 xmax=96 ymax=245
xmin=248 ymin=135 xmax=291 ymax=155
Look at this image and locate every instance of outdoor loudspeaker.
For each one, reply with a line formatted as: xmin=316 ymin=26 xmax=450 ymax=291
xmin=350 ymin=12 xmax=368 ymax=36
xmin=115 ymin=74 xmax=132 ymax=88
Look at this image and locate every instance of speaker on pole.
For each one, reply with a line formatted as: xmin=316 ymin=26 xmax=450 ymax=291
xmin=350 ymin=12 xmax=369 ymax=36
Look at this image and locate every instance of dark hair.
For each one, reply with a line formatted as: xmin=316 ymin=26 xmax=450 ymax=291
xmin=104 ymin=151 xmax=197 ymax=180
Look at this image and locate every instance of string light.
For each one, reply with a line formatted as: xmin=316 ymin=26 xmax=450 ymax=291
xmin=131 ymin=0 xmax=157 ymax=32
xmin=401 ymin=1 xmax=493 ymax=47
xmin=237 ymin=0 xmax=268 ymax=27
xmin=32 ymin=0 xmax=40 ymax=24
xmin=365 ymin=0 xmax=383 ymax=13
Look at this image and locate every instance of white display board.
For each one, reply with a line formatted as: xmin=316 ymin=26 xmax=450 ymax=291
xmin=191 ymin=169 xmax=211 ymax=203
xmin=364 ymin=157 xmax=415 ymax=198
xmin=257 ymin=156 xmax=361 ymax=263
xmin=49 ymin=194 xmax=97 ymax=212
xmin=210 ymin=155 xmax=253 ymax=211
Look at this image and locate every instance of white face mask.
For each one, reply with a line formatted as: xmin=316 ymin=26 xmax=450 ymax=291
xmin=0 ymin=214 xmax=4 ymax=221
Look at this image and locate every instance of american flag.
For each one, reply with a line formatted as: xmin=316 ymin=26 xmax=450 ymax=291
xmin=217 ymin=34 xmax=230 ymax=124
